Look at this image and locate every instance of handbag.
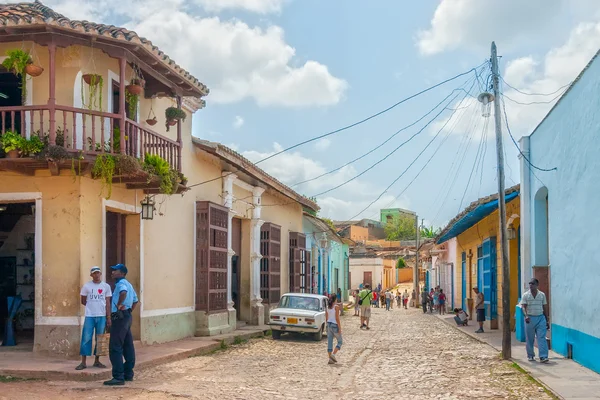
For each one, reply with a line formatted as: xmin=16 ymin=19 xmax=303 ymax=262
xmin=358 ymin=290 xmax=372 ymax=306
xmin=96 ymin=326 xmax=110 ymax=356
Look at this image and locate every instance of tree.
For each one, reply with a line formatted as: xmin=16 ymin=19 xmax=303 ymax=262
xmin=420 ymin=226 xmax=441 ymax=238
xmin=384 ymin=214 xmax=416 ymax=240
xmin=396 ymin=258 xmax=407 ymax=269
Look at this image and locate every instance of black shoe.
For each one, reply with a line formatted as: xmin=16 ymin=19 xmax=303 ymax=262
xmin=125 ymin=378 xmax=133 ymax=382
xmin=103 ymin=378 xmax=125 ymax=386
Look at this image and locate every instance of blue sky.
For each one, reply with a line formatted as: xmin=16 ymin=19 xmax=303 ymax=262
xmin=37 ymin=0 xmax=600 ymax=227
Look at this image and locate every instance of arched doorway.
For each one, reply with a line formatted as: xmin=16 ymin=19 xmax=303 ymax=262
xmin=533 ymin=187 xmax=549 ymax=267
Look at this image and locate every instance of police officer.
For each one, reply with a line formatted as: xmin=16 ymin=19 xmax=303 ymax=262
xmin=103 ymin=264 xmax=139 ymax=386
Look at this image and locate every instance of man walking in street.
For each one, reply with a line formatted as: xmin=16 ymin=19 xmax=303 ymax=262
xmin=420 ymin=289 xmax=429 ymax=314
xmin=385 ymin=290 xmax=392 ymax=311
xmin=359 ymin=284 xmax=373 ymax=330
xmin=76 ymin=266 xmax=112 ymax=371
xmin=473 ymin=287 xmax=485 ymax=333
xmin=520 ymin=278 xmax=550 ymax=363
xmin=104 ymin=264 xmax=139 ymax=386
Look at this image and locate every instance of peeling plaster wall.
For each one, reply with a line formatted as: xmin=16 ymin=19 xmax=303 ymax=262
xmin=524 ymin=54 xmax=600 ymax=373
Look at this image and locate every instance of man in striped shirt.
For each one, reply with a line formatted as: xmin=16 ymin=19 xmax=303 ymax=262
xmin=520 ymin=278 xmax=550 ymax=363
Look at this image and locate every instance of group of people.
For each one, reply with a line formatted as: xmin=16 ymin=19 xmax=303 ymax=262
xmin=419 ymin=286 xmax=448 ymax=315
xmin=77 ymin=265 xmax=139 ymax=385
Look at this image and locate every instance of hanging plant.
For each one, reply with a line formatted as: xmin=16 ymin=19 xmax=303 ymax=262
xmin=165 ymin=107 xmax=186 ymax=132
xmin=2 ymin=49 xmax=32 ymax=104
xmin=92 ymin=154 xmax=116 ymax=199
xmin=126 ymin=78 xmax=144 ymax=96
xmin=125 ymin=90 xmax=139 ymax=120
xmin=143 ymin=154 xmax=176 ymax=195
xmin=81 ymin=74 xmax=103 ymax=110
xmin=146 ymin=102 xmax=157 ymax=126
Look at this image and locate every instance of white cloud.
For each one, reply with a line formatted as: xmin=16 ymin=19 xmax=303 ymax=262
xmin=416 ymin=0 xmax=599 ymax=55
xmin=314 ymin=138 xmax=331 ymax=151
xmin=241 ymin=143 xmax=410 ymax=220
xmin=233 ymin=115 xmax=245 ymax=129
xmin=37 ymin=0 xmax=346 ymax=108
xmin=194 ymin=0 xmax=286 ymax=14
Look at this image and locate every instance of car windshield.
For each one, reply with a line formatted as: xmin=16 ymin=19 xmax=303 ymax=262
xmin=278 ymin=296 xmax=320 ymax=311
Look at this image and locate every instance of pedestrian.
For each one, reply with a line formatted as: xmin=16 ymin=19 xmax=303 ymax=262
xmin=385 ymin=290 xmax=392 ymax=311
xmin=520 ymin=278 xmax=550 ymax=363
xmin=438 ymin=289 xmax=446 ymax=315
xmin=325 ymin=294 xmax=343 ymax=364
xmin=403 ymin=289 xmax=409 ymax=309
xmin=473 ymin=287 xmax=485 ymax=333
xmin=429 ymin=289 xmax=435 ymax=313
xmin=104 ymin=264 xmax=139 ymax=386
xmin=353 ymin=290 xmax=360 ymax=316
xmin=433 ymin=288 xmax=439 ymax=313
xmin=358 ymin=284 xmax=373 ymax=330
xmin=453 ymin=308 xmax=469 ymax=326
xmin=396 ymin=291 xmax=401 ymax=307
xmin=76 ymin=266 xmax=112 ymax=371
xmin=336 ymin=287 xmax=344 ymax=316
xmin=420 ymin=290 xmax=429 ymax=314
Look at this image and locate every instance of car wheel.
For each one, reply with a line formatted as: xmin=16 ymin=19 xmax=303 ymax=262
xmin=272 ymin=330 xmax=282 ymax=340
xmin=313 ymin=325 xmax=324 ymax=341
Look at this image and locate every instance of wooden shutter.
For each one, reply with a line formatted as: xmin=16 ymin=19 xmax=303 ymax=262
xmin=289 ymin=232 xmax=306 ymax=293
xmin=196 ymin=201 xmax=228 ymax=313
xmin=260 ymin=223 xmax=281 ymax=304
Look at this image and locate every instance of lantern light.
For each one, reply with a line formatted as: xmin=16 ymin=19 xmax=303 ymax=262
xmin=507 ymin=224 xmax=517 ymax=240
xmin=140 ymin=195 xmax=155 ymax=220
xmin=477 ymin=92 xmax=495 ymax=118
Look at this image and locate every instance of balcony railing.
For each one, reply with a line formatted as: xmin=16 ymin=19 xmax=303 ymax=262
xmin=0 ymin=105 xmax=181 ymax=171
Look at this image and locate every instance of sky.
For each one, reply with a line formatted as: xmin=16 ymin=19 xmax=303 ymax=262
xmin=27 ymin=0 xmax=600 ymax=228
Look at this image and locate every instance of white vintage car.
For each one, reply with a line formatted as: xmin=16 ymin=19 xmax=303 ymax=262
xmin=268 ymin=293 xmax=329 ymax=341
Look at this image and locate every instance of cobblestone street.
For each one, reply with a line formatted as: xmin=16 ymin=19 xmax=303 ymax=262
xmin=2 ymin=307 xmax=553 ymax=400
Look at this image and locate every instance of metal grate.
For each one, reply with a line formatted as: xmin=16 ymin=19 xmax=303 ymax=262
xmin=196 ymin=201 xmax=229 ymax=313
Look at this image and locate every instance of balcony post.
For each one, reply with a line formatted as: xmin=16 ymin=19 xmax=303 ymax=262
xmin=176 ymin=95 xmax=182 ymax=171
xmin=48 ymin=42 xmax=57 ymax=145
xmin=119 ymin=57 xmax=126 ymax=154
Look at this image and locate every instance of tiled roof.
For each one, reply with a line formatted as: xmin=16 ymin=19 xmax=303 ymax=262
xmin=192 ymin=138 xmax=320 ymax=212
xmin=0 ymin=1 xmax=208 ymax=96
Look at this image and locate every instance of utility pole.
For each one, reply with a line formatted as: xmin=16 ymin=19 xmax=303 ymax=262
xmin=413 ymin=215 xmax=421 ymax=307
xmin=490 ymin=42 xmax=512 ymax=360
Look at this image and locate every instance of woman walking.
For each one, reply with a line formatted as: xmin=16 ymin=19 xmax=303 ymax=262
xmin=353 ymin=290 xmax=360 ymax=316
xmin=326 ymin=294 xmax=343 ymax=364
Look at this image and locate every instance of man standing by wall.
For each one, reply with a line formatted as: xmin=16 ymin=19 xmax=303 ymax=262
xmin=473 ymin=287 xmax=485 ymax=333
xmin=76 ymin=266 xmax=112 ymax=371
xmin=520 ymin=278 xmax=550 ymax=363
xmin=104 ymin=264 xmax=139 ymax=386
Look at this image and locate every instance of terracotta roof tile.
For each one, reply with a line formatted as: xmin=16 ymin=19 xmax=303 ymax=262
xmin=0 ymin=1 xmax=208 ymax=96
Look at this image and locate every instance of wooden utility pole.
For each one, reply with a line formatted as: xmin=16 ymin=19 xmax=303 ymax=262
xmin=490 ymin=42 xmax=512 ymax=360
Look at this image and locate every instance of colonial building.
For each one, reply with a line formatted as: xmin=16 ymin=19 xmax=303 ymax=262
xmin=0 ymin=1 xmax=317 ymax=356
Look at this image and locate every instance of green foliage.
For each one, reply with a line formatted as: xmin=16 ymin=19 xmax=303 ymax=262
xmin=420 ymin=226 xmax=441 ymax=238
xmin=125 ymin=90 xmax=138 ymax=119
xmin=82 ymin=74 xmax=103 ymax=110
xmin=321 ymin=217 xmax=336 ymax=231
xmin=92 ymin=154 xmax=116 ymax=199
xmin=165 ymin=107 xmax=186 ymax=132
xmin=2 ymin=49 xmax=31 ymax=104
xmin=0 ymin=131 xmax=43 ymax=156
xmin=143 ymin=154 xmax=178 ymax=195
xmin=396 ymin=258 xmax=407 ymax=269
xmin=385 ymin=214 xmax=416 ymax=240
xmin=42 ymin=127 xmax=67 ymax=148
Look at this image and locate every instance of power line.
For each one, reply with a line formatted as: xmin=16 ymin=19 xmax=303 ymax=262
xmin=502 ymin=91 xmax=567 ymax=106
xmin=458 ymin=115 xmax=488 ymax=211
xmin=309 ymin=86 xmax=471 ymax=198
xmin=500 ymin=76 xmax=572 ymax=97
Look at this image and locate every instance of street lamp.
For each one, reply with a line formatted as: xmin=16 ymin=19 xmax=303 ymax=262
xmin=507 ymin=224 xmax=517 ymax=240
xmin=477 ymin=92 xmax=495 ymax=118
xmin=140 ymin=195 xmax=155 ymax=220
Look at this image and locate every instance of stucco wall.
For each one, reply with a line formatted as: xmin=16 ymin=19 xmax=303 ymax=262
xmin=349 ymin=258 xmax=383 ymax=289
xmin=524 ymin=54 xmax=600 ymax=373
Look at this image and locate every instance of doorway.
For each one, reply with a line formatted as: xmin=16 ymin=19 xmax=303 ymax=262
xmin=0 ymin=67 xmax=24 ymax=137
xmin=0 ymin=202 xmax=35 ymax=346
xmin=363 ymin=271 xmax=372 ymax=288
xmin=231 ymin=218 xmax=242 ymax=318
xmin=105 ymin=210 xmax=141 ymax=339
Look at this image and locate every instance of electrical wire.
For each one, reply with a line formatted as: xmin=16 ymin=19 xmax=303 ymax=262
xmin=500 ymin=76 xmax=572 ymax=97
xmin=185 ymin=62 xmax=489 ymax=189
xmin=502 ymin=91 xmax=567 ymax=106
xmin=457 ymin=115 xmax=488 ymax=212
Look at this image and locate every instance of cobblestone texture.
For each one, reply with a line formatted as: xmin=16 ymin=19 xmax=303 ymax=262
xmin=2 ymin=307 xmax=553 ymax=399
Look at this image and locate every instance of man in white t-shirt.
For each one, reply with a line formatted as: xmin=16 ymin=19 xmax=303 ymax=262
xmin=76 ymin=266 xmax=112 ymax=370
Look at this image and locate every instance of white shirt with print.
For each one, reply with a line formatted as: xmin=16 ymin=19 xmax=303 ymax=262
xmin=80 ymin=281 xmax=112 ymax=317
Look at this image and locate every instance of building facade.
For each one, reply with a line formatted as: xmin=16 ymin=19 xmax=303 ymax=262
xmin=519 ymin=51 xmax=600 ymax=374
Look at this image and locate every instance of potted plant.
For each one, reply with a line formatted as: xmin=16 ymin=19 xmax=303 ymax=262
xmin=0 ymin=131 xmax=23 ymax=158
xmin=126 ymin=90 xmax=138 ymax=120
xmin=19 ymin=135 xmax=44 ymax=157
xmin=165 ymin=107 xmax=186 ymax=131
xmin=126 ymin=78 xmax=144 ymax=96
xmin=81 ymin=74 xmax=103 ymax=110
xmin=2 ymin=49 xmax=41 ymax=104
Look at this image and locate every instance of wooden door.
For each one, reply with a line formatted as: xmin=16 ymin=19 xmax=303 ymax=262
xmin=231 ymin=218 xmax=242 ymax=317
xmin=105 ymin=211 xmax=126 ymax=289
xmin=260 ymin=223 xmax=281 ymax=304
xmin=363 ymin=271 xmax=372 ymax=288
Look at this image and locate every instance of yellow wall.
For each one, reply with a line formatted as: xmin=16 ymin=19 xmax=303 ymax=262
xmin=454 ymin=197 xmax=520 ymax=329
xmin=349 ymin=225 xmax=368 ymax=242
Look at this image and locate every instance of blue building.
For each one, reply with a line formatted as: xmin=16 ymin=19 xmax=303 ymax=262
xmin=303 ymin=213 xmax=350 ymax=300
xmin=519 ymin=50 xmax=600 ymax=374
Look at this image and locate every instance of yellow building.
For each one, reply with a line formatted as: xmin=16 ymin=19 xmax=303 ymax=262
xmin=436 ymin=185 xmax=520 ymax=331
xmin=0 ymin=2 xmax=317 ymax=356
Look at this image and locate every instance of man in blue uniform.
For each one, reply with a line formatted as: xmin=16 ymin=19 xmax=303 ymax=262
xmin=104 ymin=264 xmax=139 ymax=386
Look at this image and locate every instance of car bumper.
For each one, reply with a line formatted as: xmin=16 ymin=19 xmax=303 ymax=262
xmin=268 ymin=323 xmax=321 ymax=333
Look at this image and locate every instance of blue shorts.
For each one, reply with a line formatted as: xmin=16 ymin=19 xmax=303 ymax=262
xmin=80 ymin=316 xmax=107 ymax=356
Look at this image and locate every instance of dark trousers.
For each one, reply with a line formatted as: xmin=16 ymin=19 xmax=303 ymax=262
xmin=109 ymin=310 xmax=135 ymax=381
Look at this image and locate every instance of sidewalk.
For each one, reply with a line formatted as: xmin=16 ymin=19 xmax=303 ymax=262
xmin=0 ymin=325 xmax=269 ymax=382
xmin=433 ymin=313 xmax=600 ymax=400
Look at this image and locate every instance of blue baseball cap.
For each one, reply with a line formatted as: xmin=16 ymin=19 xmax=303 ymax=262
xmin=110 ymin=264 xmax=128 ymax=274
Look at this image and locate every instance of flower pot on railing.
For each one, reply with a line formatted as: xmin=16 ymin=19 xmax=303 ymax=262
xmin=24 ymin=64 xmax=44 ymax=77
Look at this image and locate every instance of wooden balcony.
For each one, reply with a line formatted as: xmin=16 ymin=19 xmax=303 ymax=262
xmin=0 ymin=105 xmax=185 ymax=193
